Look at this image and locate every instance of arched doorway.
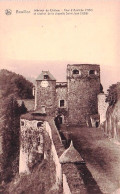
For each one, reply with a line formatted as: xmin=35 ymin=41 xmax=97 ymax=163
xmin=54 ymin=114 xmax=64 ymax=129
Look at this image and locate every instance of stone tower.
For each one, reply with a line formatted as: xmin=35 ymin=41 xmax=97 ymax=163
xmin=67 ymin=64 xmax=100 ymax=126
xmin=35 ymin=71 xmax=56 ymax=116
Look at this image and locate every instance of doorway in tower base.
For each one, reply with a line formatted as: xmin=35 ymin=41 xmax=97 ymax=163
xmin=59 ymin=116 xmax=63 ymax=124
xmin=60 ymin=114 xmax=65 ymax=124
xmin=95 ymin=121 xmax=99 ymax=128
xmin=55 ymin=114 xmax=64 ymax=125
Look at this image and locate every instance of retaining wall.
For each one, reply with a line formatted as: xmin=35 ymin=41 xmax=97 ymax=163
xmin=47 ymin=118 xmax=87 ymax=194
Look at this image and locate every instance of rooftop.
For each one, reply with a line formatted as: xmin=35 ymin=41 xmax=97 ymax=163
xmin=36 ymin=71 xmax=56 ymax=81
xmin=59 ymin=141 xmax=85 ymax=164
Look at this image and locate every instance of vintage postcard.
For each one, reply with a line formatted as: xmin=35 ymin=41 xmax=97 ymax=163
xmin=0 ymin=0 xmax=120 ymax=193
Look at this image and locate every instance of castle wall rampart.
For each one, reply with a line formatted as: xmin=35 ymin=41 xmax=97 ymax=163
xmin=47 ymin=119 xmax=87 ymax=193
xmin=63 ymin=174 xmax=72 ymax=194
xmin=19 ymin=114 xmax=87 ymax=193
xmin=45 ymin=121 xmax=62 ymax=187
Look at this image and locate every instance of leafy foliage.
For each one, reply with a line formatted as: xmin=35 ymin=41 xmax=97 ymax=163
xmin=19 ymin=101 xmax=28 ymax=114
xmin=0 ymin=69 xmax=34 ymax=99
xmin=2 ymin=124 xmax=52 ymax=194
xmin=4 ymin=160 xmax=51 ymax=194
xmin=105 ymin=84 xmax=118 ymax=106
xmin=1 ymin=95 xmax=27 ymax=182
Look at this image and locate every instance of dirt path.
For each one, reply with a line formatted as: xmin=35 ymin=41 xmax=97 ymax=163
xmin=63 ymin=126 xmax=120 ymax=194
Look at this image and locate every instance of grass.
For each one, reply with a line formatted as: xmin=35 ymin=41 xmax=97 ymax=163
xmin=4 ymin=160 xmax=50 ymax=194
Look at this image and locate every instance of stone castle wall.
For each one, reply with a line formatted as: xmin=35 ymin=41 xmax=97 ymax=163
xmin=67 ymin=64 xmax=100 ymax=125
xmin=56 ymin=83 xmax=68 ymax=109
xmin=56 ymin=83 xmax=68 ymax=123
xmin=35 ymin=80 xmax=56 ymax=116
xmin=34 ymin=64 xmax=101 ymax=126
xmin=19 ymin=119 xmax=44 ymax=174
xmin=19 ymin=117 xmax=62 ymax=188
xmin=19 ymin=115 xmax=87 ymax=193
xmin=98 ymin=93 xmax=108 ymax=124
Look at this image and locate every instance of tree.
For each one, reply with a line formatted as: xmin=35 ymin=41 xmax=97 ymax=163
xmin=1 ymin=95 xmax=21 ymax=182
xmin=19 ymin=101 xmax=27 ymax=114
xmin=0 ymin=69 xmax=34 ymax=99
xmin=105 ymin=84 xmax=118 ymax=106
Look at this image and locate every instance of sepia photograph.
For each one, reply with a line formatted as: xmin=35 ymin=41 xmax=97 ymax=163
xmin=0 ymin=0 xmax=120 ymax=193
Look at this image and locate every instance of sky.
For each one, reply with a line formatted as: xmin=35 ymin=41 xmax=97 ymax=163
xmin=0 ymin=0 xmax=120 ymax=92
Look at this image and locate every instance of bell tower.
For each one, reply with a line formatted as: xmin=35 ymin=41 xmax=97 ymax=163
xmin=35 ymin=71 xmax=56 ymax=116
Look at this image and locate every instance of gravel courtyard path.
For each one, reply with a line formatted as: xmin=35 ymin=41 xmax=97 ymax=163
xmin=62 ymin=126 xmax=120 ymax=194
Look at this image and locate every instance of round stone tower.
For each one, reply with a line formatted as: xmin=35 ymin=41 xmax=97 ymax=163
xmin=35 ymin=71 xmax=56 ymax=116
xmin=67 ymin=64 xmax=100 ymax=126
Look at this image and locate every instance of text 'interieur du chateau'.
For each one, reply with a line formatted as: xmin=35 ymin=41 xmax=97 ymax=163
xmin=15 ymin=9 xmax=93 ymax=15
xmin=34 ymin=9 xmax=93 ymax=15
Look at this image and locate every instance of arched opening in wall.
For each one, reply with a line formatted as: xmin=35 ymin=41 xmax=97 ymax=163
xmin=37 ymin=121 xmax=43 ymax=128
xmin=44 ymin=74 xmax=48 ymax=79
xmin=59 ymin=116 xmax=63 ymax=124
xmin=54 ymin=114 xmax=64 ymax=129
xmin=89 ymin=70 xmax=95 ymax=75
xmin=89 ymin=70 xmax=98 ymax=75
xmin=96 ymin=121 xmax=99 ymax=128
xmin=21 ymin=121 xmax=24 ymax=126
xmin=73 ymin=69 xmax=79 ymax=74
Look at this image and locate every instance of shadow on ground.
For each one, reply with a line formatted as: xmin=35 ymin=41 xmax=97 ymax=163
xmin=76 ymin=163 xmax=103 ymax=194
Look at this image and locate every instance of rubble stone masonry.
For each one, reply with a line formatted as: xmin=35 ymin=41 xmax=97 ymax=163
xmin=67 ymin=64 xmax=100 ymax=125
